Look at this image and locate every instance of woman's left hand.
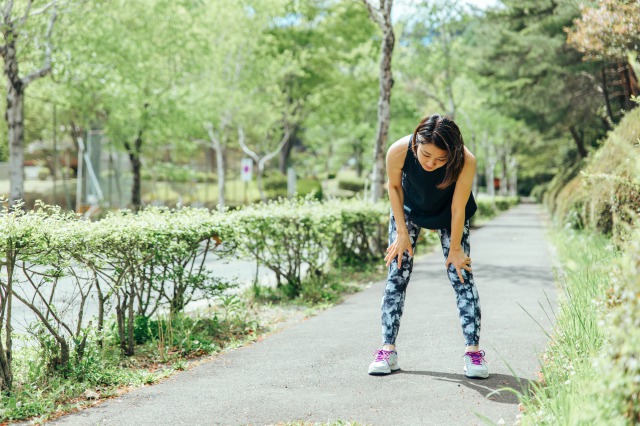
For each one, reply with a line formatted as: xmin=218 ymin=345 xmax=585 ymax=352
xmin=445 ymin=248 xmax=472 ymax=283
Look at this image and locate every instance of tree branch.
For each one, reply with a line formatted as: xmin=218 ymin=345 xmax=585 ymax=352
xmin=18 ymin=0 xmax=34 ymax=27
xmin=260 ymin=125 xmax=292 ymax=167
xmin=20 ymin=0 xmax=55 ymax=21
xmin=361 ymin=0 xmax=385 ymax=29
xmin=22 ymin=0 xmax=58 ymax=87
xmin=382 ymin=0 xmax=393 ymax=25
xmin=237 ymin=126 xmax=259 ymax=163
xmin=3 ymin=0 xmax=14 ymax=22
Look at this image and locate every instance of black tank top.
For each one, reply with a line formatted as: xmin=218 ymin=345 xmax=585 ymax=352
xmin=401 ymin=138 xmax=477 ymax=229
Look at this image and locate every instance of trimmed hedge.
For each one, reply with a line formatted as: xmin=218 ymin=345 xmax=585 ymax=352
xmin=0 ymin=194 xmax=515 ymax=393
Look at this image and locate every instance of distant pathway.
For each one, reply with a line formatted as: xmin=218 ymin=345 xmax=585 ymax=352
xmin=46 ymin=202 xmax=556 ymax=426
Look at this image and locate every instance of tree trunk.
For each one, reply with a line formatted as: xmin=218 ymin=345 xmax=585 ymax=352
xmin=500 ymin=152 xmax=508 ymax=197
xmin=509 ymin=157 xmax=518 ymax=197
xmin=257 ymin=163 xmax=266 ymax=202
xmin=0 ymin=250 xmax=15 ymax=390
xmin=354 ymin=140 xmax=364 ymax=178
xmin=125 ymin=132 xmax=143 ymax=211
xmin=569 ymin=126 xmax=588 ymax=160
xmin=601 ymin=67 xmax=615 ymax=125
xmin=212 ymin=140 xmax=225 ymax=209
xmin=127 ymin=286 xmax=135 ymax=356
xmin=483 ymin=133 xmax=496 ymax=202
xmin=470 ymin=133 xmax=479 ymax=196
xmin=371 ymin=29 xmax=395 ymax=202
xmin=363 ymin=0 xmax=395 ymax=202
xmin=618 ymin=61 xmax=635 ymax=111
xmin=4 ymin=37 xmax=25 ymax=207
xmin=95 ymin=277 xmax=105 ymax=347
xmin=278 ymin=126 xmax=297 ymax=175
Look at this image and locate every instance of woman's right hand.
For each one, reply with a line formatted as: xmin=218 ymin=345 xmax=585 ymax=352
xmin=384 ymin=231 xmax=413 ymax=268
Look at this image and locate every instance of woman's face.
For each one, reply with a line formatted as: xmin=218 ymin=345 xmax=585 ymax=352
xmin=416 ymin=143 xmax=448 ymax=172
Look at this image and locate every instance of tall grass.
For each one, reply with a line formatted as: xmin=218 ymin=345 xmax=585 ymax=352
xmin=517 ymin=229 xmax=627 ymax=425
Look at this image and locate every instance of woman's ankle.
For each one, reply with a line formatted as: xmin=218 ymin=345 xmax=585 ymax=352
xmin=382 ymin=344 xmax=396 ymax=352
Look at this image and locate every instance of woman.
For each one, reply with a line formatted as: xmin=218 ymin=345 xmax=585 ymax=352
xmin=368 ymin=114 xmax=489 ymax=379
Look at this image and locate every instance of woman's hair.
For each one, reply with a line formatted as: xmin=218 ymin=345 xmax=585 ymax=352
xmin=411 ymin=114 xmax=465 ymax=189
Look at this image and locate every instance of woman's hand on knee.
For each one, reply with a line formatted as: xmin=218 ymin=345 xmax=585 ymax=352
xmin=445 ymin=248 xmax=472 ymax=282
xmin=385 ymin=232 xmax=413 ymax=268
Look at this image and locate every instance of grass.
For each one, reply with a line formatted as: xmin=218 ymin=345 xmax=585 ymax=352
xmin=514 ymin=228 xmax=627 ymax=425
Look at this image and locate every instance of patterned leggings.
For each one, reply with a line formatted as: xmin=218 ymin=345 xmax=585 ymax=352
xmin=381 ymin=209 xmax=481 ymax=347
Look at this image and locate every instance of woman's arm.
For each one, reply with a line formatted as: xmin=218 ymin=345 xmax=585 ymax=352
xmin=384 ymin=136 xmax=413 ymax=268
xmin=446 ymin=146 xmax=476 ymax=282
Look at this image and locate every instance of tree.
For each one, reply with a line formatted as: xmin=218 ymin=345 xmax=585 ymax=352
xmin=398 ymin=0 xmax=468 ymax=119
xmin=52 ymin=0 xmax=201 ymax=211
xmin=361 ymin=0 xmax=395 ymax=202
xmin=186 ymin=0 xmax=289 ymax=209
xmin=1 ymin=0 xmax=60 ymax=206
xmin=470 ymin=0 xmax=611 ymax=166
xmin=301 ymin=0 xmax=378 ymax=179
xmin=566 ymin=0 xmax=640 ymax=109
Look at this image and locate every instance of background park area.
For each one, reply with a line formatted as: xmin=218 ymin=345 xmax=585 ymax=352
xmin=0 ymin=0 xmax=639 ymax=425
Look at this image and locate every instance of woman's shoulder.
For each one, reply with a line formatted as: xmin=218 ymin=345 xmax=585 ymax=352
xmin=386 ymin=135 xmax=412 ymax=166
xmin=463 ymin=146 xmax=476 ymax=165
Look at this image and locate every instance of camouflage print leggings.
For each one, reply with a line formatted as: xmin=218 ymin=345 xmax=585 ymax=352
xmin=381 ymin=209 xmax=481 ymax=347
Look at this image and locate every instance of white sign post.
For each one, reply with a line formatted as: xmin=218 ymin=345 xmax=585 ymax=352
xmin=240 ymin=158 xmax=253 ymax=182
xmin=241 ymin=158 xmax=253 ymax=204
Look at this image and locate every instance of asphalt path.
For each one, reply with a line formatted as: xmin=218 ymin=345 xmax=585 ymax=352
xmin=44 ymin=202 xmax=556 ymax=426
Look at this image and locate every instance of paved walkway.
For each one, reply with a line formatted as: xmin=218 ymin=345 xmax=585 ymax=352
xmin=47 ymin=202 xmax=556 ymax=426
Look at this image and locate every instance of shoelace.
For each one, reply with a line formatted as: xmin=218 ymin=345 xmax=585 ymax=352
xmin=373 ymin=349 xmax=394 ymax=362
xmin=465 ymin=350 xmax=486 ymax=366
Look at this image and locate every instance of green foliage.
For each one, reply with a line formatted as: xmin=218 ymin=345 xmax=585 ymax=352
xmin=337 ymin=177 xmax=366 ymax=193
xmin=516 ymin=225 xmax=640 ymax=425
xmin=516 ymin=230 xmax=617 ymax=424
xmin=550 ymin=108 xmax=640 ymax=239
xmin=326 ymin=198 xmax=388 ymax=268
xmin=297 ymin=178 xmax=323 ymax=201
xmin=597 ymin=225 xmax=640 ymax=423
xmin=262 ymin=175 xmax=322 ymax=200
xmin=230 ymin=196 xmax=342 ymax=297
xmin=141 ymin=163 xmax=216 ymax=183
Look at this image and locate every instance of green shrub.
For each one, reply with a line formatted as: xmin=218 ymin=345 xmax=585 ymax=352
xmin=229 ymin=196 xmax=341 ymax=297
xmin=494 ymin=196 xmax=519 ymax=211
xmin=550 ymin=108 xmax=640 ymax=238
xmin=297 ymin=178 xmax=323 ymax=200
xmin=264 ymin=176 xmax=323 ymax=200
xmin=324 ymin=198 xmax=388 ymax=268
xmin=475 ymin=199 xmax=497 ymax=219
xmin=263 ymin=174 xmax=288 ymax=192
xmin=338 ymin=177 xmax=366 ymax=192
xmin=594 ymin=225 xmax=640 ymax=423
xmin=37 ymin=167 xmax=50 ymax=180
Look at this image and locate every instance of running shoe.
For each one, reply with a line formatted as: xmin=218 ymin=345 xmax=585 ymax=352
xmin=464 ymin=350 xmax=489 ymax=379
xmin=368 ymin=349 xmax=400 ymax=375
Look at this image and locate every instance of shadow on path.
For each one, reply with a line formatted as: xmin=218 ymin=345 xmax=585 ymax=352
xmin=393 ymin=370 xmax=533 ymax=405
